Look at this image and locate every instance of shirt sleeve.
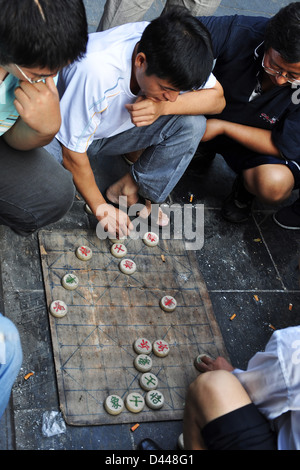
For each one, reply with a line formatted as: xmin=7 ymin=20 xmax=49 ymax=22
xmin=233 ymin=327 xmax=300 ymax=420
xmin=198 ymin=15 xmax=238 ymax=58
xmin=201 ymin=72 xmax=216 ymax=89
xmin=56 ymin=59 xmax=106 ymax=154
xmin=272 ymin=105 xmax=300 ymax=161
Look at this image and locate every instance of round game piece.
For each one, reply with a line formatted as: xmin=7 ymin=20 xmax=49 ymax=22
xmin=159 ymin=295 xmax=177 ymax=312
xmin=61 ymin=273 xmax=79 ymax=290
xmin=140 ymin=372 xmax=158 ymax=391
xmin=134 ymin=354 xmax=153 ymax=372
xmin=153 ymin=339 xmax=170 ymax=358
xmin=177 ymin=433 xmax=184 ymax=450
xmin=119 ymin=258 xmax=136 ymax=275
xmin=133 ymin=337 xmax=152 ymax=355
xmin=84 ymin=203 xmax=93 ymax=215
xmin=145 ymin=390 xmax=164 ymax=410
xmin=104 ymin=394 xmax=124 ymax=415
xmin=125 ymin=392 xmax=145 ymax=413
xmin=108 ymin=236 xmax=127 ymax=244
xmin=50 ymin=300 xmax=68 ymax=318
xmin=142 ymin=231 xmax=159 ymax=247
xmin=76 ymin=245 xmax=92 ymax=261
xmin=110 ymin=243 xmax=127 ymax=258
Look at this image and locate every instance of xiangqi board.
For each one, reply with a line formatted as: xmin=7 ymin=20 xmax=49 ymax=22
xmin=39 ymin=229 xmax=228 ymax=426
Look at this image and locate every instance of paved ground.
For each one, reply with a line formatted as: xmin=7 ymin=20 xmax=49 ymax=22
xmin=0 ymin=0 xmax=299 ymax=451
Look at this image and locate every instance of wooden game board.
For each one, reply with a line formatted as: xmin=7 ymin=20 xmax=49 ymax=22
xmin=39 ymin=229 xmax=228 ymax=426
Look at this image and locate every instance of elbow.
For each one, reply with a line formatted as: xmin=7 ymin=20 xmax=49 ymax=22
xmin=215 ymin=95 xmax=226 ymax=114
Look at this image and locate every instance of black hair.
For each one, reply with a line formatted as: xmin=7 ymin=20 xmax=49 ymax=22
xmin=0 ymin=0 xmax=88 ymax=70
xmin=264 ymin=2 xmax=300 ymax=63
xmin=137 ymin=8 xmax=214 ymax=90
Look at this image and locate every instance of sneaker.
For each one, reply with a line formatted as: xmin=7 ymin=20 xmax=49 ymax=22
xmin=273 ymin=200 xmax=300 ymax=229
xmin=221 ymin=175 xmax=254 ymax=223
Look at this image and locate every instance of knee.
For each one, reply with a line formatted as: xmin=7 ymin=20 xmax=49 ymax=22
xmin=179 ymin=115 xmax=207 ymax=139
xmin=36 ymin=169 xmax=76 ymax=228
xmin=244 ymin=166 xmax=294 ymax=203
xmin=187 ymin=370 xmax=233 ymax=405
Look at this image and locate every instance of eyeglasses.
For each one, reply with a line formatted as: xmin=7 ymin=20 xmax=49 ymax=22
xmin=14 ymin=64 xmax=49 ymax=84
xmin=262 ymin=54 xmax=300 ymax=85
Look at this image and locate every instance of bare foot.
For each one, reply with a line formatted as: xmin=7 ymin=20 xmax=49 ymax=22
xmin=106 ymin=176 xmax=169 ymax=227
xmin=194 ymin=354 xmax=234 ymax=373
xmin=106 ymin=173 xmax=139 ymax=207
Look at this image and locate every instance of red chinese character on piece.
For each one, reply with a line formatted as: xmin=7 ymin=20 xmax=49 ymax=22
xmin=157 ymin=341 xmax=168 ymax=352
xmin=165 ymin=297 xmax=175 ymax=307
xmin=124 ymin=260 xmax=133 ymax=269
xmin=139 ymin=339 xmax=150 ymax=350
xmin=53 ymin=302 xmax=65 ymax=312
xmin=147 ymin=233 xmax=156 ymax=242
xmin=80 ymin=246 xmax=90 ymax=256
xmin=115 ymin=244 xmax=125 ymax=253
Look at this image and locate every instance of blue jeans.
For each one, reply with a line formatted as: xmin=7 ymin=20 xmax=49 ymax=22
xmin=0 ymin=314 xmax=22 ymax=419
xmin=48 ymin=114 xmax=206 ymax=203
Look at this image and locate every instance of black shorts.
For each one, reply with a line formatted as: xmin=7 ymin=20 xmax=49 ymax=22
xmin=201 ymin=403 xmax=277 ymax=450
xmin=200 ymin=137 xmax=300 ymax=189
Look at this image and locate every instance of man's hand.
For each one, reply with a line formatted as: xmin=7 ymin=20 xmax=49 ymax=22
xmin=125 ymin=95 xmax=167 ymax=127
xmin=96 ymin=203 xmax=133 ymax=238
xmin=4 ymin=77 xmax=61 ymax=150
xmin=13 ymin=77 xmax=61 ymax=137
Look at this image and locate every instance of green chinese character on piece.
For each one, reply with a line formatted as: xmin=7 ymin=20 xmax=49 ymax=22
xmin=110 ymin=396 xmax=121 ymax=409
xmin=130 ymin=395 xmax=143 ymax=408
xmin=66 ymin=274 xmax=76 ymax=284
xmin=138 ymin=357 xmax=150 ymax=366
xmin=145 ymin=375 xmax=156 ymax=386
xmin=150 ymin=392 xmax=162 ymax=404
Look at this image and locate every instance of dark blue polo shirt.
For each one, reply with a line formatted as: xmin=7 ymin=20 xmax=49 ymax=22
xmin=199 ymin=15 xmax=300 ymax=163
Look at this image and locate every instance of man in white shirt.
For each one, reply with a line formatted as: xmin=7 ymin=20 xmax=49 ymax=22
xmin=182 ymin=326 xmax=300 ymax=450
xmin=50 ymin=9 xmax=225 ymax=237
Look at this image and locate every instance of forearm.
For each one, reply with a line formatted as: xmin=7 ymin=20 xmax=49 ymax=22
xmin=62 ymin=146 xmax=106 ymax=214
xmin=162 ymin=83 xmax=225 ymax=116
xmin=3 ymin=118 xmax=60 ymax=151
xmin=223 ymin=121 xmax=280 ymax=156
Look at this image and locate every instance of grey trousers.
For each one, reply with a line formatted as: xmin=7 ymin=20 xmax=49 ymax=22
xmin=97 ymin=0 xmax=222 ymax=31
xmin=0 ymin=137 xmax=75 ymax=233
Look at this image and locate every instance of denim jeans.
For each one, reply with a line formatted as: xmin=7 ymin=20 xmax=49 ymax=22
xmin=90 ymin=114 xmax=206 ymax=202
xmin=0 ymin=137 xmax=75 ymax=233
xmin=0 ymin=314 xmax=22 ymax=419
xmin=47 ymin=114 xmax=206 ymax=203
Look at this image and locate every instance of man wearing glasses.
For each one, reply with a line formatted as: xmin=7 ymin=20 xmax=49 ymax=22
xmin=0 ymin=0 xmax=87 ymax=236
xmin=189 ymin=2 xmax=300 ymax=229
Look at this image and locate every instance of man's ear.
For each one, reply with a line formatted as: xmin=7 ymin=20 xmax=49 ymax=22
xmin=135 ymin=52 xmax=147 ymax=70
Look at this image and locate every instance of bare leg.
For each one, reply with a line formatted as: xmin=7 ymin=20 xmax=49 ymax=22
xmin=243 ymin=164 xmax=294 ymax=204
xmin=183 ymin=358 xmax=251 ymax=450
